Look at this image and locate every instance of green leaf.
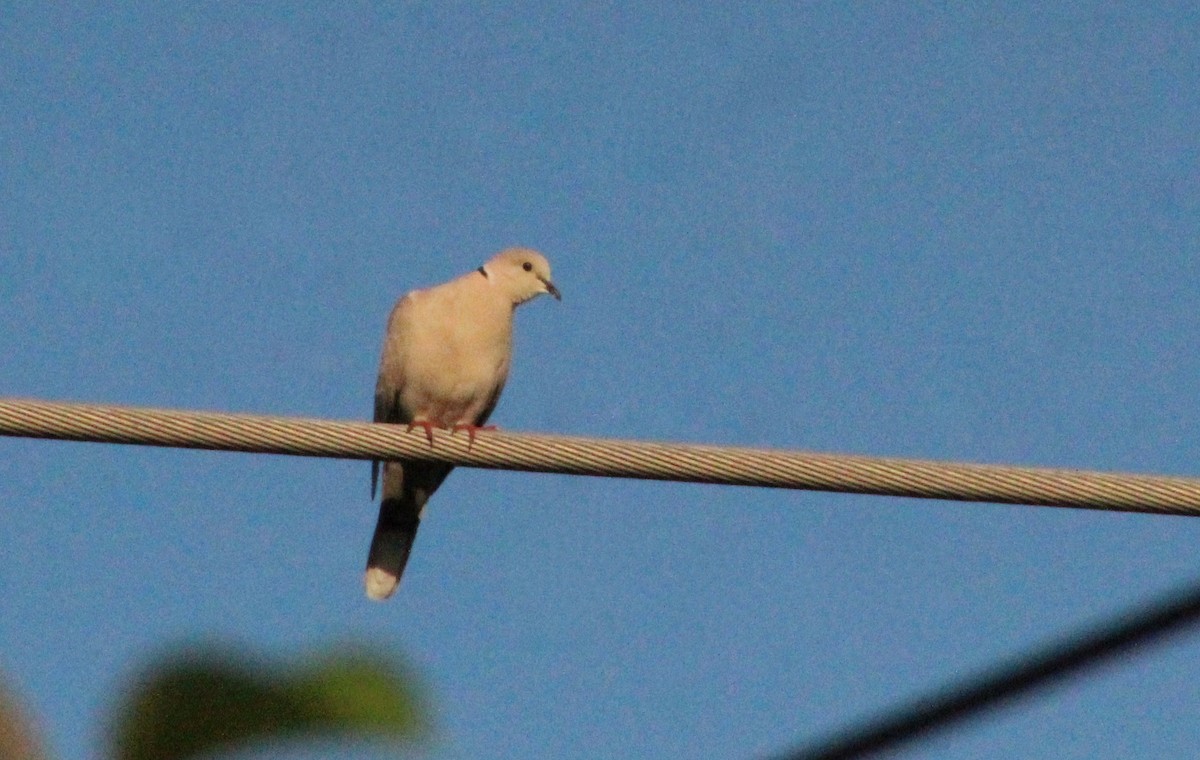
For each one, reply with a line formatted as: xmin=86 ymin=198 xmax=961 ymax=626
xmin=110 ymin=644 xmax=428 ymax=760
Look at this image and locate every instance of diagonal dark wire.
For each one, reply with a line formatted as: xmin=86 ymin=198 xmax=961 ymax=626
xmin=773 ymin=578 xmax=1200 ymax=760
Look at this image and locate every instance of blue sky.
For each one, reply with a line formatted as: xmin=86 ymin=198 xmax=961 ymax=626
xmin=2 ymin=3 xmax=1199 ymax=758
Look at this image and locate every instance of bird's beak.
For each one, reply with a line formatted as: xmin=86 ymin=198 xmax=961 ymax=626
xmin=542 ymin=279 xmax=562 ymax=301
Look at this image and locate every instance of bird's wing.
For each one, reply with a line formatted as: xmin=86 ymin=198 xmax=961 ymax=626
xmin=474 ymin=374 xmax=507 ymax=427
xmin=371 ymin=295 xmax=417 ymax=499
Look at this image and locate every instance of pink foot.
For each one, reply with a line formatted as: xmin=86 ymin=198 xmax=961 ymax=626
xmin=406 ymin=420 xmax=438 ymax=447
xmin=451 ymin=423 xmax=497 ymax=449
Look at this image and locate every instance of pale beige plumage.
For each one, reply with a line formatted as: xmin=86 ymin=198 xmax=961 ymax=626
xmin=366 ymin=247 xmax=560 ymax=600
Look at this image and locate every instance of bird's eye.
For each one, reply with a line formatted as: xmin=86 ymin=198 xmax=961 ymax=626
xmin=522 ymin=262 xmax=533 ymax=272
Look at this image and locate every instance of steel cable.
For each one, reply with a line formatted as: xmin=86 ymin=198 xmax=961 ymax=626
xmin=1 ymin=397 xmax=1199 ymax=515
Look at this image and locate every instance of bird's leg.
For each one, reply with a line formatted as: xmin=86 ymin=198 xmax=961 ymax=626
xmin=406 ymin=420 xmax=438 ymax=447
xmin=451 ymin=423 xmax=498 ymax=450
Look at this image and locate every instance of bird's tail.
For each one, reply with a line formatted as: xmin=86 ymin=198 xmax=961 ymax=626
xmin=365 ymin=508 xmax=419 ymax=600
xmin=364 ymin=460 xmax=451 ymax=600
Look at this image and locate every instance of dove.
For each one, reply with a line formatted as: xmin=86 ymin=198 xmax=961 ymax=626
xmin=365 ymin=247 xmax=561 ymax=600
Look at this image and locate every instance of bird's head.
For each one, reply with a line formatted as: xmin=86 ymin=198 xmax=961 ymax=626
xmin=482 ymin=247 xmax=561 ymax=305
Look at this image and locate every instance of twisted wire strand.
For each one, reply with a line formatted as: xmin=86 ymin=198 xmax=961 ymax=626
xmin=1 ymin=397 xmax=1198 ymax=516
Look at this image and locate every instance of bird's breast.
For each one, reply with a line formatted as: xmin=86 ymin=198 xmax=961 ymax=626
xmin=398 ymin=303 xmax=513 ymax=426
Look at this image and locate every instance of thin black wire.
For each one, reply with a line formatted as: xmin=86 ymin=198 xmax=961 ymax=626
xmin=773 ymin=578 xmax=1200 ymax=760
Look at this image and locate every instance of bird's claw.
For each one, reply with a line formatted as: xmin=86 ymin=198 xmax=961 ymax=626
xmin=406 ymin=420 xmax=438 ymax=447
xmin=451 ymin=423 xmax=497 ymax=450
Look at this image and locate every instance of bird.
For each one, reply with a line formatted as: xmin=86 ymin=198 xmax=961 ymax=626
xmin=365 ymin=247 xmax=561 ymax=600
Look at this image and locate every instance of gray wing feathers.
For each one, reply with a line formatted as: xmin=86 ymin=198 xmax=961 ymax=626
xmin=370 ymin=385 xmax=405 ymax=500
xmin=371 ymin=300 xmax=410 ymax=499
xmin=475 ymin=377 xmax=507 ymax=428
